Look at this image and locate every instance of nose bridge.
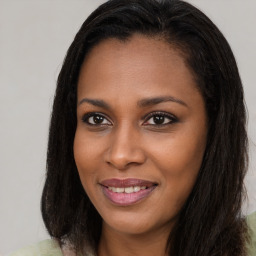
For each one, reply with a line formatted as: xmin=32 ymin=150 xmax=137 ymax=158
xmin=105 ymin=121 xmax=146 ymax=169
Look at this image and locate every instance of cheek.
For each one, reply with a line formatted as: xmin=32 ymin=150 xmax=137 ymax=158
xmin=73 ymin=130 xmax=100 ymax=190
xmin=74 ymin=128 xmax=105 ymax=166
xmin=147 ymin=130 xmax=206 ymax=200
xmin=150 ymin=131 xmax=205 ymax=174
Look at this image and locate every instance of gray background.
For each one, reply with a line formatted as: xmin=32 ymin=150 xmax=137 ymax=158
xmin=0 ymin=0 xmax=255 ymax=254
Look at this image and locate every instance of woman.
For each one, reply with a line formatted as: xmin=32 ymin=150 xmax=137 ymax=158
xmin=10 ymin=0 xmax=256 ymax=255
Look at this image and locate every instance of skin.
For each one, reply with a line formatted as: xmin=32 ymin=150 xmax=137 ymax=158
xmin=74 ymin=34 xmax=208 ymax=256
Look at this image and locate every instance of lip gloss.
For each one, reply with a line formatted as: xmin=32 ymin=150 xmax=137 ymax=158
xmin=100 ymin=178 xmax=157 ymax=206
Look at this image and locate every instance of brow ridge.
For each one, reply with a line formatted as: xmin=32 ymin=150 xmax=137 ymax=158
xmin=78 ymin=95 xmax=187 ymax=109
xmin=138 ymin=96 xmax=188 ymax=108
xmin=78 ymin=98 xmax=111 ymax=109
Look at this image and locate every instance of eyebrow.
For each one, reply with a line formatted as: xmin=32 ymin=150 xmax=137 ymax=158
xmin=137 ymin=96 xmax=188 ymax=108
xmin=78 ymin=98 xmax=111 ymax=109
xmin=78 ymin=96 xmax=188 ymax=109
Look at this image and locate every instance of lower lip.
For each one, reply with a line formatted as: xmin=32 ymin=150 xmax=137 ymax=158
xmin=101 ymin=186 xmax=156 ymax=206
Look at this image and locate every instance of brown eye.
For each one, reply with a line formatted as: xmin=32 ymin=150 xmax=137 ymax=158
xmin=91 ymin=115 xmax=104 ymax=124
xmin=82 ymin=113 xmax=111 ymax=126
xmin=152 ymin=115 xmax=165 ymax=125
xmin=144 ymin=112 xmax=177 ymax=126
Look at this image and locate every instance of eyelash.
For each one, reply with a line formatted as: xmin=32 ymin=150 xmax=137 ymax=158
xmin=82 ymin=112 xmax=111 ymax=126
xmin=81 ymin=111 xmax=178 ymax=127
xmin=143 ymin=111 xmax=178 ymax=126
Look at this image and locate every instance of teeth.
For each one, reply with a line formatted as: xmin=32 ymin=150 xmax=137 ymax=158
xmin=125 ymin=187 xmax=133 ymax=193
xmin=108 ymin=186 xmax=147 ymax=193
xmin=116 ymin=187 xmax=124 ymax=193
xmin=134 ymin=186 xmax=140 ymax=192
xmin=112 ymin=187 xmax=117 ymax=192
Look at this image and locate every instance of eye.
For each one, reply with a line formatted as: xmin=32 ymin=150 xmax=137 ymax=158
xmin=143 ymin=112 xmax=177 ymax=126
xmin=82 ymin=113 xmax=111 ymax=126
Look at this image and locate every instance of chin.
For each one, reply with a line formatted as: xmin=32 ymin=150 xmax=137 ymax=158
xmin=100 ymin=207 xmax=178 ymax=237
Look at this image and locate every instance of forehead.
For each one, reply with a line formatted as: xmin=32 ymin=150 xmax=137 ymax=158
xmin=77 ymin=34 xmax=200 ymax=106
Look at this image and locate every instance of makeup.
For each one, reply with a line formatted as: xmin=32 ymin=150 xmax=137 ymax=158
xmin=100 ymin=179 xmax=157 ymax=206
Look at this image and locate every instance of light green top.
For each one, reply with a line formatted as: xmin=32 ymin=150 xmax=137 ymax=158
xmin=247 ymin=211 xmax=256 ymax=256
xmin=8 ymin=240 xmax=63 ymax=256
xmin=9 ymin=212 xmax=256 ymax=256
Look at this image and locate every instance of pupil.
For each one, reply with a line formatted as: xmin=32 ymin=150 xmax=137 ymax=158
xmin=94 ymin=115 xmax=104 ymax=124
xmin=153 ymin=115 xmax=164 ymax=124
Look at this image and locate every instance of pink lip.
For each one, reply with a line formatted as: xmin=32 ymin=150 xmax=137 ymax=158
xmin=100 ymin=178 xmax=157 ymax=206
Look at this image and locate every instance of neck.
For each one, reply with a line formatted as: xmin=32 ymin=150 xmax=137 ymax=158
xmin=98 ymin=222 xmax=173 ymax=256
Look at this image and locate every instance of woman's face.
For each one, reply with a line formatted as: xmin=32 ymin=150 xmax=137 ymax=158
xmin=74 ymin=34 xmax=207 ymax=237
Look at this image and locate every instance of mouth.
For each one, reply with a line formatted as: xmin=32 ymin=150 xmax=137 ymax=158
xmin=100 ymin=178 xmax=158 ymax=206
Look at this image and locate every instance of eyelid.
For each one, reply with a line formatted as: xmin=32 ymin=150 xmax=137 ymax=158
xmin=81 ymin=111 xmax=177 ymax=126
xmin=142 ymin=111 xmax=178 ymax=125
xmin=81 ymin=112 xmax=112 ymax=125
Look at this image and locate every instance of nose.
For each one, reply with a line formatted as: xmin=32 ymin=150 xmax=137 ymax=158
xmin=104 ymin=125 xmax=146 ymax=170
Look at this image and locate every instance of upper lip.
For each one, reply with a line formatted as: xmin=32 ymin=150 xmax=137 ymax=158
xmin=100 ymin=178 xmax=157 ymax=188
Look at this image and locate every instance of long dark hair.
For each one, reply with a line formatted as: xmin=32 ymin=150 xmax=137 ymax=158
xmin=41 ymin=0 xmax=248 ymax=255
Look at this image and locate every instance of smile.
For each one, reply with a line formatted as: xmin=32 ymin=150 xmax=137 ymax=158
xmin=100 ymin=179 xmax=157 ymax=206
xmin=107 ymin=186 xmax=146 ymax=193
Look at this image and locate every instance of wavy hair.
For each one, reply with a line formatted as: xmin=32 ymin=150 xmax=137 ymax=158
xmin=41 ymin=0 xmax=248 ymax=255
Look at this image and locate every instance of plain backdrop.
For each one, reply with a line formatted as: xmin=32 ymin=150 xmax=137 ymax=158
xmin=0 ymin=0 xmax=255 ymax=254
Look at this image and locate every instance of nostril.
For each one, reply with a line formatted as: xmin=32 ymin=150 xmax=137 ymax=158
xmin=106 ymin=159 xmax=133 ymax=171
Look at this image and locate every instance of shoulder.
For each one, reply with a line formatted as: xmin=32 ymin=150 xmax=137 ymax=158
xmin=8 ymin=239 xmax=63 ymax=256
xmin=246 ymin=211 xmax=256 ymax=256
